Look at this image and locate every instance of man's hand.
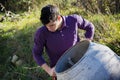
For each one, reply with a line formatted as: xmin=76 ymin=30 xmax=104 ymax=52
xmin=41 ymin=63 xmax=56 ymax=76
xmin=86 ymin=38 xmax=92 ymax=42
xmin=48 ymin=67 xmax=56 ymax=76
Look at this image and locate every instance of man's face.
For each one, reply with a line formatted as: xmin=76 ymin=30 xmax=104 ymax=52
xmin=45 ymin=20 xmax=60 ymax=32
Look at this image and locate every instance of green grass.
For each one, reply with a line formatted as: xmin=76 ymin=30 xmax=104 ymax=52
xmin=87 ymin=14 xmax=120 ymax=55
xmin=0 ymin=1 xmax=120 ymax=80
xmin=0 ymin=12 xmax=52 ymax=80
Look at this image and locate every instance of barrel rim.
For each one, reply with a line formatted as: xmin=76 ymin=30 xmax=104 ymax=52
xmin=55 ymin=40 xmax=91 ymax=74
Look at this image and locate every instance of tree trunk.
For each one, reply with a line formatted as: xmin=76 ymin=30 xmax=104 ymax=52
xmin=115 ymin=0 xmax=120 ymax=13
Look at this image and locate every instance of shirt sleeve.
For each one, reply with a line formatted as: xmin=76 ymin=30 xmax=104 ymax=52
xmin=75 ymin=14 xmax=95 ymax=39
xmin=32 ymin=28 xmax=46 ymax=66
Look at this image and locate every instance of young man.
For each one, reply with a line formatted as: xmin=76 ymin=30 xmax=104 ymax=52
xmin=32 ymin=4 xmax=95 ymax=77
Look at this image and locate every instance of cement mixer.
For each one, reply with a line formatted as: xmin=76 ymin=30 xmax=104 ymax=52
xmin=55 ymin=40 xmax=120 ymax=80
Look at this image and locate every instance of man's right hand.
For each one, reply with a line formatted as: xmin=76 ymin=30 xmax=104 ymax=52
xmin=41 ymin=63 xmax=56 ymax=76
xmin=49 ymin=67 xmax=56 ymax=76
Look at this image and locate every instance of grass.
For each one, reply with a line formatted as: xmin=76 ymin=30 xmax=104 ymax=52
xmin=0 ymin=12 xmax=51 ymax=80
xmin=0 ymin=2 xmax=120 ymax=80
xmin=88 ymin=14 xmax=120 ymax=55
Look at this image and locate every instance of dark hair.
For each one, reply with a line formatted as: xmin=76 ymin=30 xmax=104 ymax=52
xmin=40 ymin=5 xmax=59 ymax=25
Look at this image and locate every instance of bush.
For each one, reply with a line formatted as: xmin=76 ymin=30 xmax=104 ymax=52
xmin=76 ymin=0 xmax=120 ymax=14
xmin=0 ymin=0 xmax=32 ymax=12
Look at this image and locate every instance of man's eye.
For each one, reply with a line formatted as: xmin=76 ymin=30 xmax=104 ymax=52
xmin=50 ymin=24 xmax=55 ymax=27
xmin=51 ymin=25 xmax=54 ymax=26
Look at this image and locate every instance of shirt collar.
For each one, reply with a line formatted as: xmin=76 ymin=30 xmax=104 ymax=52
xmin=60 ymin=16 xmax=68 ymax=29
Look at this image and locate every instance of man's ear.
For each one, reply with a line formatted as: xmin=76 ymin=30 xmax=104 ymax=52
xmin=57 ymin=15 xmax=61 ymax=21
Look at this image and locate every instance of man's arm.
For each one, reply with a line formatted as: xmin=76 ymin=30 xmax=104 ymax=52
xmin=75 ymin=14 xmax=95 ymax=40
xmin=32 ymin=28 xmax=46 ymax=66
xmin=33 ymin=28 xmax=56 ymax=76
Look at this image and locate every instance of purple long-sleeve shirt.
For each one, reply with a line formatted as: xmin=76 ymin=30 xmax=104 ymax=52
xmin=33 ymin=14 xmax=94 ymax=67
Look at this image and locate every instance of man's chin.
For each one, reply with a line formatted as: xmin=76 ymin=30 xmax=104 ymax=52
xmin=49 ymin=30 xmax=56 ymax=32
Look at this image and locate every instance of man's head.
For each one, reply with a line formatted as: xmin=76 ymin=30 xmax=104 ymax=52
xmin=40 ymin=5 xmax=62 ymax=32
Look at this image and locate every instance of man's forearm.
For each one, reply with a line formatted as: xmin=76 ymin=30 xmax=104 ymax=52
xmin=41 ymin=63 xmax=51 ymax=75
xmin=41 ymin=63 xmax=56 ymax=76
